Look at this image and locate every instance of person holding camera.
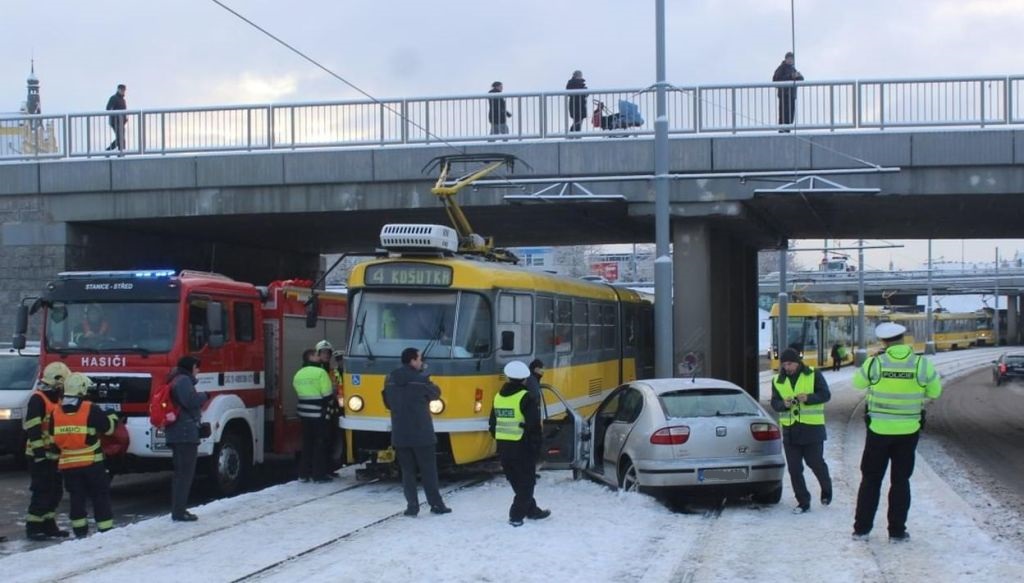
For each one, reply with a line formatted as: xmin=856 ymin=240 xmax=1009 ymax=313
xmin=770 ymin=348 xmax=832 ymax=514
xmin=166 ymin=356 xmax=209 ymax=522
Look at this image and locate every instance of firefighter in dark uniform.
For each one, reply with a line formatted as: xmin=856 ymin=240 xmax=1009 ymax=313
xmin=489 ymin=361 xmax=550 ymax=527
xmin=51 ymin=373 xmax=120 ymax=538
xmin=852 ymin=322 xmax=942 ymax=542
xmin=23 ymin=361 xmax=72 ymax=540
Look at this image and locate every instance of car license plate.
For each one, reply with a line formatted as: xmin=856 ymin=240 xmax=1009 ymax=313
xmin=376 ymin=448 xmax=396 ymax=464
xmin=152 ymin=428 xmax=169 ymax=452
xmin=699 ymin=467 xmax=749 ymax=482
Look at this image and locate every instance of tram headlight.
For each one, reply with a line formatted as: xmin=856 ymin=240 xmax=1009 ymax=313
xmin=429 ymin=399 xmax=445 ymax=415
xmin=347 ymin=395 xmax=365 ymax=412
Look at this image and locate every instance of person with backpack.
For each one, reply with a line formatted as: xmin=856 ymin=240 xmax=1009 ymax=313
xmin=165 ymin=356 xmax=208 ymax=522
xmin=51 ymin=373 xmax=120 ymax=538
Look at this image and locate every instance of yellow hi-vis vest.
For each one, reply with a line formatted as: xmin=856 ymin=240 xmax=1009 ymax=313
xmin=493 ymin=390 xmax=527 ymax=441
xmin=773 ymin=368 xmax=825 ymax=426
xmin=293 ymin=365 xmax=333 ymax=419
xmin=855 ymin=346 xmax=941 ymax=435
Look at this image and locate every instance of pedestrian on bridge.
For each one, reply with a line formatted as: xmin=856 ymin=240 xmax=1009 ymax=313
xmin=852 ymin=322 xmax=942 ymax=542
xmin=566 ymin=70 xmax=588 ymax=132
xmin=772 ymin=52 xmax=803 ymax=131
xmin=488 ymin=81 xmax=511 ymax=136
xmin=383 ymin=347 xmax=452 ymax=517
xmin=24 ymin=362 xmax=73 ymax=541
xmin=105 ymin=84 xmax=127 ymax=152
xmin=771 ymin=348 xmax=833 ymax=514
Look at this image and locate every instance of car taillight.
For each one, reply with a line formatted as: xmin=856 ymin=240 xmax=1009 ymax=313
xmin=650 ymin=426 xmax=690 ymax=445
xmin=1000 ymin=363 xmax=1007 ymax=374
xmin=750 ymin=422 xmax=781 ymax=441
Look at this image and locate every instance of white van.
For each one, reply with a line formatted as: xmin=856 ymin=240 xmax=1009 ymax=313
xmin=0 ymin=343 xmax=40 ymax=465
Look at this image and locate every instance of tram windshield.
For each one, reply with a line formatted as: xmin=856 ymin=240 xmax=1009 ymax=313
xmin=44 ymin=301 xmax=179 ymax=353
xmin=348 ymin=290 xmax=493 ymax=359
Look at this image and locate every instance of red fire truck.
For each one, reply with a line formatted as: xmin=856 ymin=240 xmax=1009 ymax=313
xmin=13 ymin=270 xmax=347 ymax=495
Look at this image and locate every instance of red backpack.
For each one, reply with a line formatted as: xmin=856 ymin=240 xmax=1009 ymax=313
xmin=149 ymin=376 xmax=180 ymax=429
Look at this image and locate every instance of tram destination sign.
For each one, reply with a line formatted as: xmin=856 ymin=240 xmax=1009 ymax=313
xmin=365 ymin=263 xmax=453 ymax=287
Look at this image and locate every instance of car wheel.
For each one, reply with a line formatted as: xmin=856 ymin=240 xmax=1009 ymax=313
xmin=209 ymin=428 xmax=252 ymax=497
xmin=752 ymin=481 xmax=783 ymax=504
xmin=618 ymin=459 xmax=640 ymax=493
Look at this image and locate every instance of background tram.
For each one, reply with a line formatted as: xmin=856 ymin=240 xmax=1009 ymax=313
xmin=339 ymin=226 xmax=654 ymax=469
xmin=768 ymin=302 xmax=995 ymax=370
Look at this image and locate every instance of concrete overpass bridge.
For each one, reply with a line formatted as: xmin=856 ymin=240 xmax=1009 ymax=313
xmin=2 ymin=75 xmax=1024 ymax=390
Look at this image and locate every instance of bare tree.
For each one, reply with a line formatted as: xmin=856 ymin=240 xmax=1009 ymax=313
xmin=758 ymin=250 xmax=802 ymax=275
xmin=553 ymin=245 xmax=603 ymax=278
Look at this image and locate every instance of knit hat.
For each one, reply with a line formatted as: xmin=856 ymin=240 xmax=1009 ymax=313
xmin=780 ymin=348 xmax=801 ymax=364
xmin=177 ymin=355 xmax=201 ymax=371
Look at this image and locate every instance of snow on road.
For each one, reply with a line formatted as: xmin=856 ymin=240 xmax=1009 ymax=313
xmin=2 ymin=348 xmax=1022 ymax=582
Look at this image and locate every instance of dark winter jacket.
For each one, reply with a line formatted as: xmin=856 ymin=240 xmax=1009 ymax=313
xmin=566 ymin=77 xmax=588 ymax=119
xmin=106 ymin=93 xmax=127 ymax=126
xmin=488 ymin=380 xmax=542 ymax=458
xmin=488 ymin=88 xmax=509 ymax=124
xmin=382 ymin=364 xmax=441 ymax=448
xmin=165 ymin=367 xmax=208 ymax=444
xmin=770 ymin=364 xmax=830 ymax=445
xmin=772 ymin=62 xmax=804 ymax=99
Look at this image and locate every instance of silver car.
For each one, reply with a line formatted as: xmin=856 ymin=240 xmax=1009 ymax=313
xmin=542 ymin=378 xmax=786 ymax=503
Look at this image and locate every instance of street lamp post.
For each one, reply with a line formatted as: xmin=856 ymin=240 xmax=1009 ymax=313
xmin=778 ymin=245 xmax=789 ymax=362
xmin=995 ymin=247 xmax=1001 ymax=347
xmin=925 ymin=239 xmax=935 ymax=354
xmin=653 ymin=0 xmax=673 ymax=377
xmin=855 ymin=239 xmax=867 ymax=365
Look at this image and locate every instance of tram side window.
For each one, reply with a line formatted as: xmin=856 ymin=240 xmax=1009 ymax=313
xmin=556 ymin=298 xmax=573 ymax=353
xmin=497 ymin=293 xmax=533 ymax=355
xmin=589 ymin=302 xmax=603 ymax=350
xmin=535 ymin=296 xmax=555 ymax=353
xmin=573 ymin=300 xmax=589 ymax=352
xmin=602 ymin=304 xmax=617 ymax=349
xmin=234 ymin=302 xmax=255 ymax=342
xmin=622 ymin=304 xmax=637 ymax=348
xmin=188 ymin=299 xmax=227 ymax=351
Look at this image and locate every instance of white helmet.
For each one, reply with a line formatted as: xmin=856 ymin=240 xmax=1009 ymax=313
xmin=63 ymin=373 xmax=95 ymax=397
xmin=875 ymin=322 xmax=907 ymax=341
xmin=503 ymin=361 xmax=530 ymax=380
xmin=42 ymin=362 xmax=72 ymax=388
xmin=315 ymin=340 xmax=333 ymax=352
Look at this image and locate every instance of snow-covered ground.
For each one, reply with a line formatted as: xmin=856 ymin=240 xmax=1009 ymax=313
xmin=2 ymin=348 xmax=1021 ymax=582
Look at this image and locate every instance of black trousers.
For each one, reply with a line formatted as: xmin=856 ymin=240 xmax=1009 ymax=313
xmin=778 ymin=92 xmax=797 ymax=126
xmin=63 ymin=464 xmax=113 ymax=535
xmin=108 ymin=120 xmax=125 ymax=151
xmin=395 ymin=445 xmax=443 ymax=509
xmin=299 ymin=416 xmax=329 ymax=480
xmin=500 ymin=445 xmax=538 ymax=521
xmin=27 ymin=459 xmax=63 ymax=525
xmin=783 ymin=441 xmax=832 ymax=507
xmin=854 ymin=430 xmax=920 ymax=536
xmin=170 ymin=442 xmax=199 ymax=518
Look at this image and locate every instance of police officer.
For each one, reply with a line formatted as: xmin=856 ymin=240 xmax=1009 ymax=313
xmin=24 ymin=361 xmax=72 ymax=540
xmin=294 ymin=348 xmax=334 ymax=482
xmin=489 ymin=361 xmax=550 ymax=527
xmin=50 ymin=373 xmax=119 ymax=538
xmin=852 ymin=322 xmax=942 ymax=542
xmin=771 ymin=348 xmax=832 ymax=513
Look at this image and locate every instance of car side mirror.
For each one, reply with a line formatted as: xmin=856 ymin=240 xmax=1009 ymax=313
xmin=207 ymin=302 xmax=224 ymax=348
xmin=500 ymin=331 xmax=515 ymax=351
xmin=12 ymin=305 xmax=28 ymax=350
xmin=305 ymin=294 xmax=319 ymax=328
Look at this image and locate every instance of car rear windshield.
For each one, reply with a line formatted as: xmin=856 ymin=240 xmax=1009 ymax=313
xmin=660 ymin=388 xmax=761 ymax=418
xmin=1005 ymin=355 xmax=1024 ymax=365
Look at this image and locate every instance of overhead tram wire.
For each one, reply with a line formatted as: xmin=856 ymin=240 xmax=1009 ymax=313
xmin=208 ymin=0 xmax=467 ymax=157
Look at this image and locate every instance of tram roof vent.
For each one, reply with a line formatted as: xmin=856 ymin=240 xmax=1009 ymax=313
xmin=380 ymin=224 xmax=458 ymax=253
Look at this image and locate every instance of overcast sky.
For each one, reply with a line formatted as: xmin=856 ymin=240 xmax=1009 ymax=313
xmin=2 ymin=0 xmax=1023 ymax=268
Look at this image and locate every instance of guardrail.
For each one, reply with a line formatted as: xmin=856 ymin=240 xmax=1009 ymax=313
xmin=1 ymin=75 xmax=1021 ymax=161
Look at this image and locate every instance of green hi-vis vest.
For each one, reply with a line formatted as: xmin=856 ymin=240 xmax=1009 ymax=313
xmin=773 ymin=368 xmax=824 ymax=426
xmin=857 ymin=349 xmax=939 ymax=435
xmin=493 ymin=390 xmax=527 ymax=442
xmin=293 ymin=365 xmax=332 ymax=419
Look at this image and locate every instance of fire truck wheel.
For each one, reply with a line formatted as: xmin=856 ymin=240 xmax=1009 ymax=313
xmin=209 ymin=428 xmax=252 ymax=497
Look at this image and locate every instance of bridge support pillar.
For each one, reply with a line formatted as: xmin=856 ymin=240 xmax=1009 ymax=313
xmin=1009 ymin=295 xmax=1019 ymax=346
xmin=672 ymin=221 xmax=759 ymax=396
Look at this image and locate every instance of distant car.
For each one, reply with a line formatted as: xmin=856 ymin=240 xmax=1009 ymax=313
xmin=541 ymin=378 xmax=786 ymax=503
xmin=992 ymin=353 xmax=1024 ymax=386
xmin=0 ymin=343 xmax=40 ymax=466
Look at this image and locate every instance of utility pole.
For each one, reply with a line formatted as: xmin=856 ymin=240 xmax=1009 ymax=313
xmin=925 ymin=239 xmax=935 ymax=354
xmin=855 ymin=238 xmax=867 ymax=365
xmin=995 ymin=247 xmax=1001 ymax=346
xmin=653 ymin=0 xmax=673 ymax=377
xmin=778 ymin=244 xmax=789 ymax=361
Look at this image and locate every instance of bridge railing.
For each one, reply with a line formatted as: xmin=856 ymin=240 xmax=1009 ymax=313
xmin=2 ymin=74 xmax=1023 ymax=161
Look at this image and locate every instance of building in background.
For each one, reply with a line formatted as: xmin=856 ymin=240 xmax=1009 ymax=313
xmin=1 ymin=62 xmax=59 ymax=157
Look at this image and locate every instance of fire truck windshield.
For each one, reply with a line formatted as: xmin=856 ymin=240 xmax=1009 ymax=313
xmin=348 ymin=290 xmax=492 ymax=359
xmin=45 ymin=301 xmax=179 ymax=353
